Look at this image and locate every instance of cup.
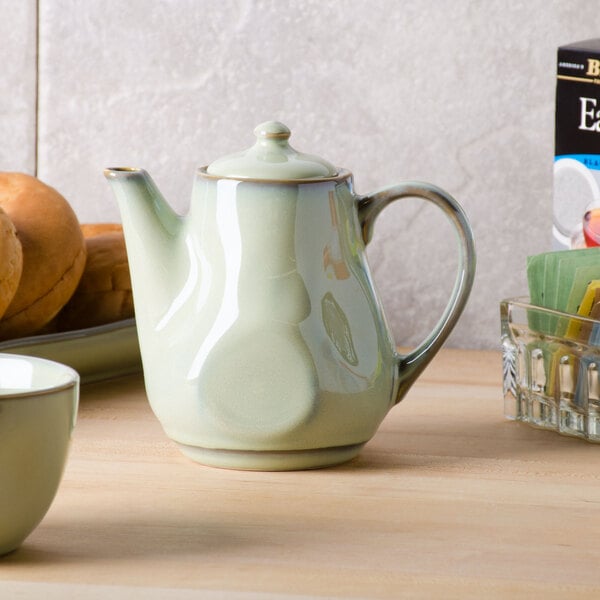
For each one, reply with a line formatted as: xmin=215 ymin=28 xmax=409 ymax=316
xmin=0 ymin=354 xmax=79 ymax=556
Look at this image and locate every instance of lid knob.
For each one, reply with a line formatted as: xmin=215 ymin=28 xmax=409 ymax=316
xmin=254 ymin=121 xmax=291 ymax=140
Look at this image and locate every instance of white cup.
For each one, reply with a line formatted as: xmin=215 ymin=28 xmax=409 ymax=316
xmin=0 ymin=354 xmax=79 ymax=556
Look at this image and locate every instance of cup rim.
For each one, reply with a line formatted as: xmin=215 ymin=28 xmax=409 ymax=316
xmin=0 ymin=353 xmax=79 ymax=400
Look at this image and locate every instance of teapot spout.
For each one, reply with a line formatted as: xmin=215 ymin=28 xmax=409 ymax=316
xmin=104 ymin=167 xmax=183 ymax=322
xmin=104 ymin=167 xmax=181 ymax=237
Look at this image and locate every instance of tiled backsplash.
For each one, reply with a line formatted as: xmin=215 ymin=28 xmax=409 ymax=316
xmin=1 ymin=2 xmax=36 ymax=173
xmin=1 ymin=0 xmax=598 ymax=349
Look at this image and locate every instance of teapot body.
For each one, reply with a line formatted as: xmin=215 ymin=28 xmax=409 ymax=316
xmin=135 ymin=171 xmax=400 ymax=469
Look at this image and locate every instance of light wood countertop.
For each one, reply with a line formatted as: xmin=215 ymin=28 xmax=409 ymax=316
xmin=2 ymin=348 xmax=600 ymax=599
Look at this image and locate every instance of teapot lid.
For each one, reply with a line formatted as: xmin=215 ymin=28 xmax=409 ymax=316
xmin=206 ymin=121 xmax=338 ymax=180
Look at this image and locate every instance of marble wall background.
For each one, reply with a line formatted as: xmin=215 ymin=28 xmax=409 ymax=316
xmin=2 ymin=0 xmax=599 ymax=349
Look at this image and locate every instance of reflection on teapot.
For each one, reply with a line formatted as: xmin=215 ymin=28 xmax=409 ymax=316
xmin=323 ymin=192 xmax=351 ymax=280
xmin=322 ymin=292 xmax=358 ymax=366
xmin=105 ymin=121 xmax=475 ymax=470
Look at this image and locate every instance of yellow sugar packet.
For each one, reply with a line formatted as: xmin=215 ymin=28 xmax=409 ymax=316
xmin=566 ymin=280 xmax=600 ymax=339
xmin=581 ymin=288 xmax=600 ymax=341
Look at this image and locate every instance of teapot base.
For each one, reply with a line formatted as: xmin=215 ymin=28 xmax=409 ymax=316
xmin=175 ymin=441 xmax=366 ymax=471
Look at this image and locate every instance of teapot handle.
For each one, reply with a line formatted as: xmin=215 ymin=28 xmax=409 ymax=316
xmin=357 ymin=181 xmax=476 ymax=403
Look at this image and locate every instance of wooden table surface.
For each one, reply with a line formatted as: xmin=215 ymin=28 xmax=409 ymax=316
xmin=2 ymin=348 xmax=600 ymax=599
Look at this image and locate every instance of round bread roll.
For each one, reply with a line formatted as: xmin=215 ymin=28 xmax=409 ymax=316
xmin=80 ymin=222 xmax=123 ymax=238
xmin=55 ymin=224 xmax=134 ymax=331
xmin=0 ymin=173 xmax=86 ymax=340
xmin=0 ymin=206 xmax=23 ymax=320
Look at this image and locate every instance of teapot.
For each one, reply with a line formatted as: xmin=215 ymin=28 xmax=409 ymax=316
xmin=105 ymin=121 xmax=475 ymax=470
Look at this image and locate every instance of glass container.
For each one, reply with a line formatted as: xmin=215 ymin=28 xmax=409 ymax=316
xmin=501 ymin=297 xmax=600 ymax=442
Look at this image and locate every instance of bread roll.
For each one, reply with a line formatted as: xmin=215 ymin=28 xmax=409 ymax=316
xmin=0 ymin=207 xmax=23 ymax=320
xmin=80 ymin=223 xmax=123 ymax=238
xmin=55 ymin=224 xmax=134 ymax=331
xmin=0 ymin=173 xmax=86 ymax=340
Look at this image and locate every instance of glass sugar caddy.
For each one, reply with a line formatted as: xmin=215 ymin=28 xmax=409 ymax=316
xmin=501 ymin=297 xmax=600 ymax=442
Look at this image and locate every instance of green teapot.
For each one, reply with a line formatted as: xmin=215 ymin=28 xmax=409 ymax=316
xmin=105 ymin=121 xmax=475 ymax=470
